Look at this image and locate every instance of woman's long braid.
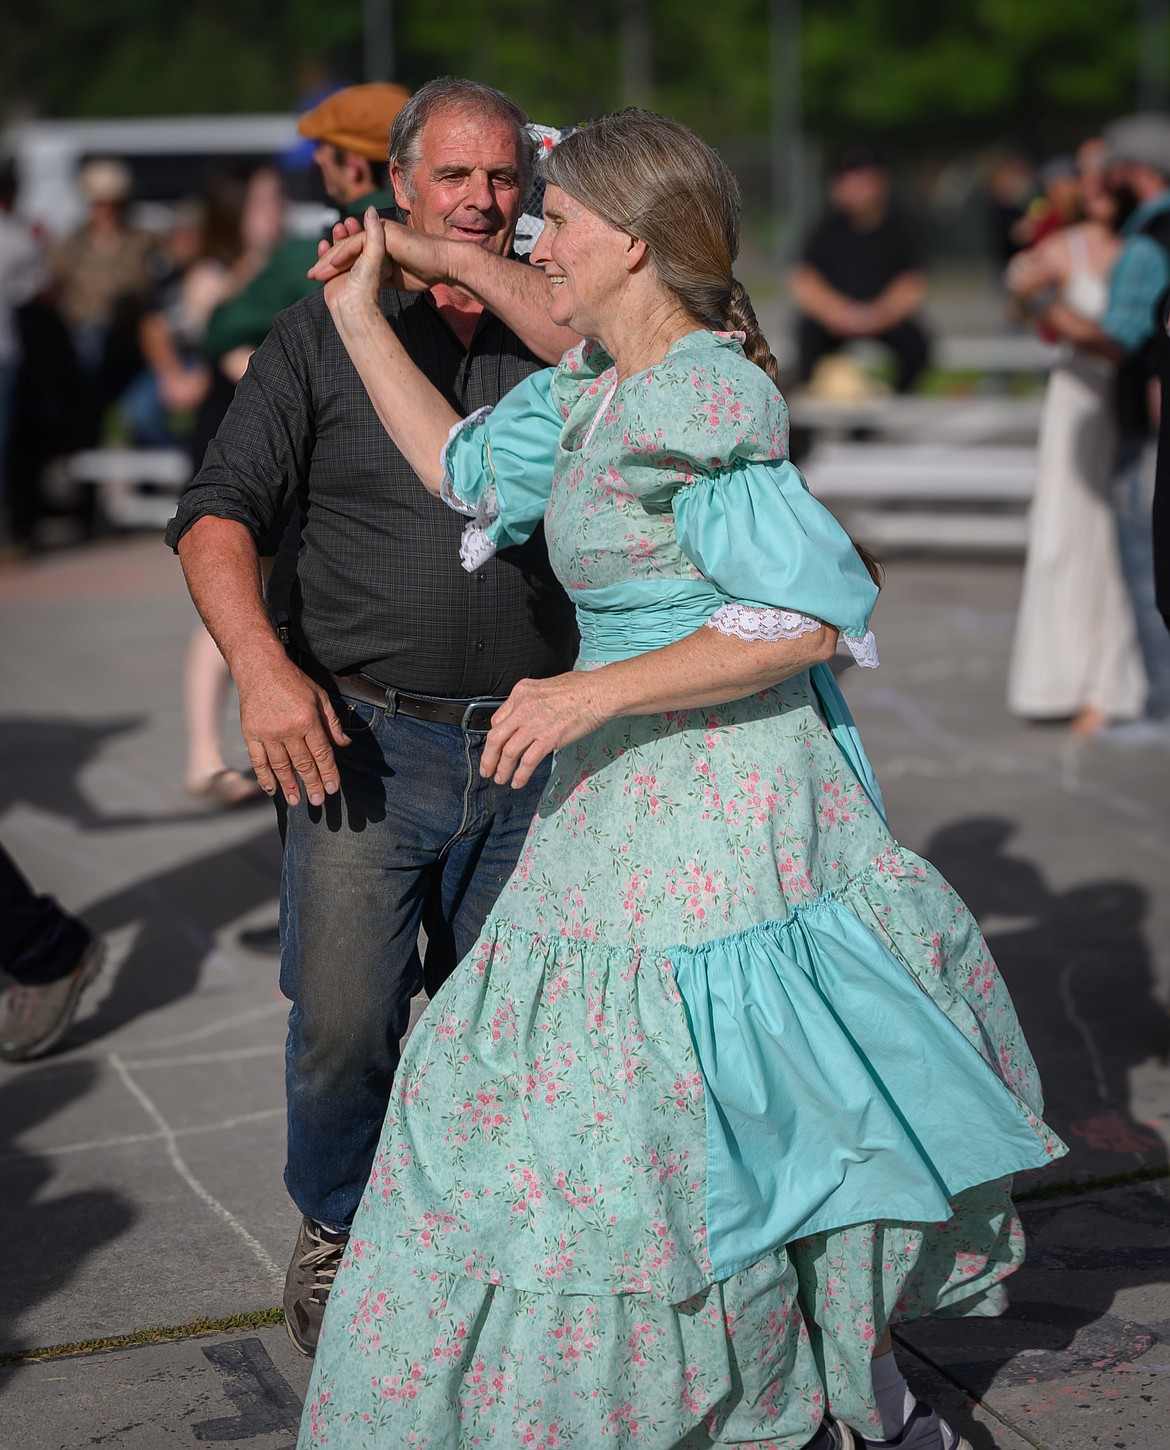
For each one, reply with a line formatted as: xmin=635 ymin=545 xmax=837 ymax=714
xmin=724 ymin=280 xmax=780 ymax=387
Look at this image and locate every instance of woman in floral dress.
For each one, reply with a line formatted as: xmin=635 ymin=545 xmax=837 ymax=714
xmin=296 ymin=109 xmax=1064 ymax=1450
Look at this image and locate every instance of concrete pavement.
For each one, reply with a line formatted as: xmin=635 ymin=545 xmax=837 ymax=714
xmin=0 ymin=534 xmax=1167 ymax=1449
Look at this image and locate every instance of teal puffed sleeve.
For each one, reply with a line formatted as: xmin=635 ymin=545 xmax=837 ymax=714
xmin=675 ymin=455 xmax=886 ymax=821
xmin=673 ymin=456 xmax=879 ymax=647
xmin=440 ymin=367 xmax=562 ymax=567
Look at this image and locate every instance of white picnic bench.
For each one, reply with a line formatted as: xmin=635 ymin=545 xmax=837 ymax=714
xmin=790 ymin=393 xmax=1044 ymax=552
xmin=63 ymin=447 xmax=192 ymax=530
xmin=770 ymin=329 xmax=1052 ymax=553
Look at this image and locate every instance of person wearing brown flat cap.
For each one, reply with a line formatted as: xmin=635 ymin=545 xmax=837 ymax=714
xmin=202 ymin=83 xmax=410 ymax=367
xmin=297 ymin=82 xmax=411 ymax=201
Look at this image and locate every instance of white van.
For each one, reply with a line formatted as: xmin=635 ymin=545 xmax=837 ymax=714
xmin=2 ymin=112 xmax=333 ymax=238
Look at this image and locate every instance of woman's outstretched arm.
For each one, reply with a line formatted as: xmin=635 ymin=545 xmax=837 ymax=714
xmin=483 ymin=621 xmax=839 ymax=789
xmin=323 ymin=209 xmax=459 ymax=493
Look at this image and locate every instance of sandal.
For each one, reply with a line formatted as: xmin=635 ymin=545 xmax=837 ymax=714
xmin=186 ymin=767 xmax=265 ymax=807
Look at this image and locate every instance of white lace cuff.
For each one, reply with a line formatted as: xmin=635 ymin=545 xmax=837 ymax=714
xmin=438 ymin=407 xmax=501 ymax=572
xmin=704 ymin=603 xmax=824 ymax=642
xmin=458 ymin=523 xmax=498 ymax=571
xmin=843 ymin=630 xmax=879 ymax=669
xmin=703 ymin=604 xmax=879 ymax=668
xmin=439 ymin=406 xmax=494 ymax=516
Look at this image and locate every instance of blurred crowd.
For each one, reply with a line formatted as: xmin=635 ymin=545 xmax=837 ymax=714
xmin=0 ymin=151 xmax=290 ymax=558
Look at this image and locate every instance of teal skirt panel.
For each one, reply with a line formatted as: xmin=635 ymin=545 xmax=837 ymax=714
xmin=670 ymin=896 xmax=1062 ymax=1281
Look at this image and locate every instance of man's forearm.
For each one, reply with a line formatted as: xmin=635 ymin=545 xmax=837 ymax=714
xmin=868 ymin=272 xmax=926 ymax=332
xmin=787 ymin=265 xmax=852 ymax=331
xmin=177 ymin=514 xmax=351 ymax=807
xmin=445 ymin=244 xmax=581 ymax=363
xmin=176 ymin=516 xmax=287 ymax=679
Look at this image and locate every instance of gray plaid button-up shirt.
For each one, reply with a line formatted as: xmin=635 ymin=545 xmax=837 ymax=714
xmin=166 ymin=288 xmax=578 ymax=696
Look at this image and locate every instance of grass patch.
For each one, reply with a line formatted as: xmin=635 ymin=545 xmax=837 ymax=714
xmin=0 ymin=1307 xmax=284 ymax=1365
xmin=914 ymin=366 xmax=1043 ymax=398
xmin=1015 ymin=1162 xmax=1169 ymax=1204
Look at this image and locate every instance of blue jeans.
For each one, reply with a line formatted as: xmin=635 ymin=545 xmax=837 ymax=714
xmin=277 ymin=691 xmax=548 ymax=1231
xmin=1112 ymin=434 xmax=1170 ymax=719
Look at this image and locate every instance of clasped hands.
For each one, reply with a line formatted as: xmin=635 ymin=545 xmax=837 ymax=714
xmin=309 ymin=209 xmax=447 ymax=298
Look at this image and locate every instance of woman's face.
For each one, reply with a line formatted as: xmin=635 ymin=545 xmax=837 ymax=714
xmin=530 ymin=184 xmax=633 ymax=335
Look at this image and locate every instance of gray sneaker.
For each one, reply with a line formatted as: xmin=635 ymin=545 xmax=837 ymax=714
xmin=0 ymin=937 xmax=104 ymax=1062
xmin=804 ymin=1422 xmax=858 ymax=1449
xmin=283 ymin=1216 xmax=349 ymax=1356
xmin=859 ymin=1401 xmax=972 ymax=1450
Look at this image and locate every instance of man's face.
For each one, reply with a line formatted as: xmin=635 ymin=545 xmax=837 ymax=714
xmin=1045 ymin=174 xmax=1080 ymax=218
xmin=391 ymin=106 xmax=524 ymax=255
xmin=829 ymin=165 xmax=889 ymax=222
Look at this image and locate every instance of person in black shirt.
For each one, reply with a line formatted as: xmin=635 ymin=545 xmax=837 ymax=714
xmin=789 ymin=149 xmax=930 ymax=393
xmin=165 ymin=78 xmax=580 ymax=1357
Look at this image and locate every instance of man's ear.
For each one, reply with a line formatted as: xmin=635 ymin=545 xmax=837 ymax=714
xmin=347 ymin=153 xmax=374 ymax=193
xmin=389 ymin=162 xmax=411 ymax=215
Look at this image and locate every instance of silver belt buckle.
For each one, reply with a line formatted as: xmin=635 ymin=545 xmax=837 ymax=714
xmin=461 ymin=699 xmax=499 ymax=731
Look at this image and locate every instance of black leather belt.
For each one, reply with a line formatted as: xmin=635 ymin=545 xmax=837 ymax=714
xmin=330 ymin=671 xmax=505 ymax=732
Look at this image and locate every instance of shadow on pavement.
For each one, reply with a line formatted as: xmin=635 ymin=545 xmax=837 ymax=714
xmin=68 ymin=823 xmax=282 ymax=1046
xmin=0 ymin=716 xmax=269 ymax=829
xmin=899 ymin=1184 xmax=1170 ymax=1406
xmin=0 ymin=822 xmax=283 ymax=1350
xmin=926 ymin=816 xmax=1170 ymax=1184
xmin=904 ymin=818 xmax=1170 ymax=1423
xmin=0 ymin=1061 xmax=137 ymax=1356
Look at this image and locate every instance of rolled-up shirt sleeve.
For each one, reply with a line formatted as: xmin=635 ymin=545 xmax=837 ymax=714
xmin=1101 ymin=235 xmax=1170 ymax=355
xmin=164 ymin=307 xmax=316 ymax=552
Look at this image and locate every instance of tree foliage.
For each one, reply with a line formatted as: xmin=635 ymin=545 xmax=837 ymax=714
xmin=801 ymin=0 xmax=1150 ymax=149
xmin=1 ymin=0 xmax=1164 ymax=157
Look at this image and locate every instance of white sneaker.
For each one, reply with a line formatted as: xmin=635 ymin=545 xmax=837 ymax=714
xmin=859 ymin=1400 xmax=972 ymax=1450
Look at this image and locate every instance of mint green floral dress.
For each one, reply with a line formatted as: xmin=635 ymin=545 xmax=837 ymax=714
xmin=298 ymin=332 xmax=1065 ymax=1449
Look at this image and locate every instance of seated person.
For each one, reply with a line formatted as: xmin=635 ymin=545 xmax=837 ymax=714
xmin=789 ymin=148 xmax=930 ymax=393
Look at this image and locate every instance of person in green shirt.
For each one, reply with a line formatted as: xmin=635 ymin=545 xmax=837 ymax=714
xmin=204 ymin=82 xmax=409 ymax=368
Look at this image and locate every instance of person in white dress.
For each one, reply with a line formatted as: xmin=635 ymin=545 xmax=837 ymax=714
xmin=1005 ymin=143 xmax=1145 ymax=734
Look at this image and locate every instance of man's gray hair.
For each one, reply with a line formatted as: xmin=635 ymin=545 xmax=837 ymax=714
xmin=388 ymin=77 xmax=535 ymax=198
